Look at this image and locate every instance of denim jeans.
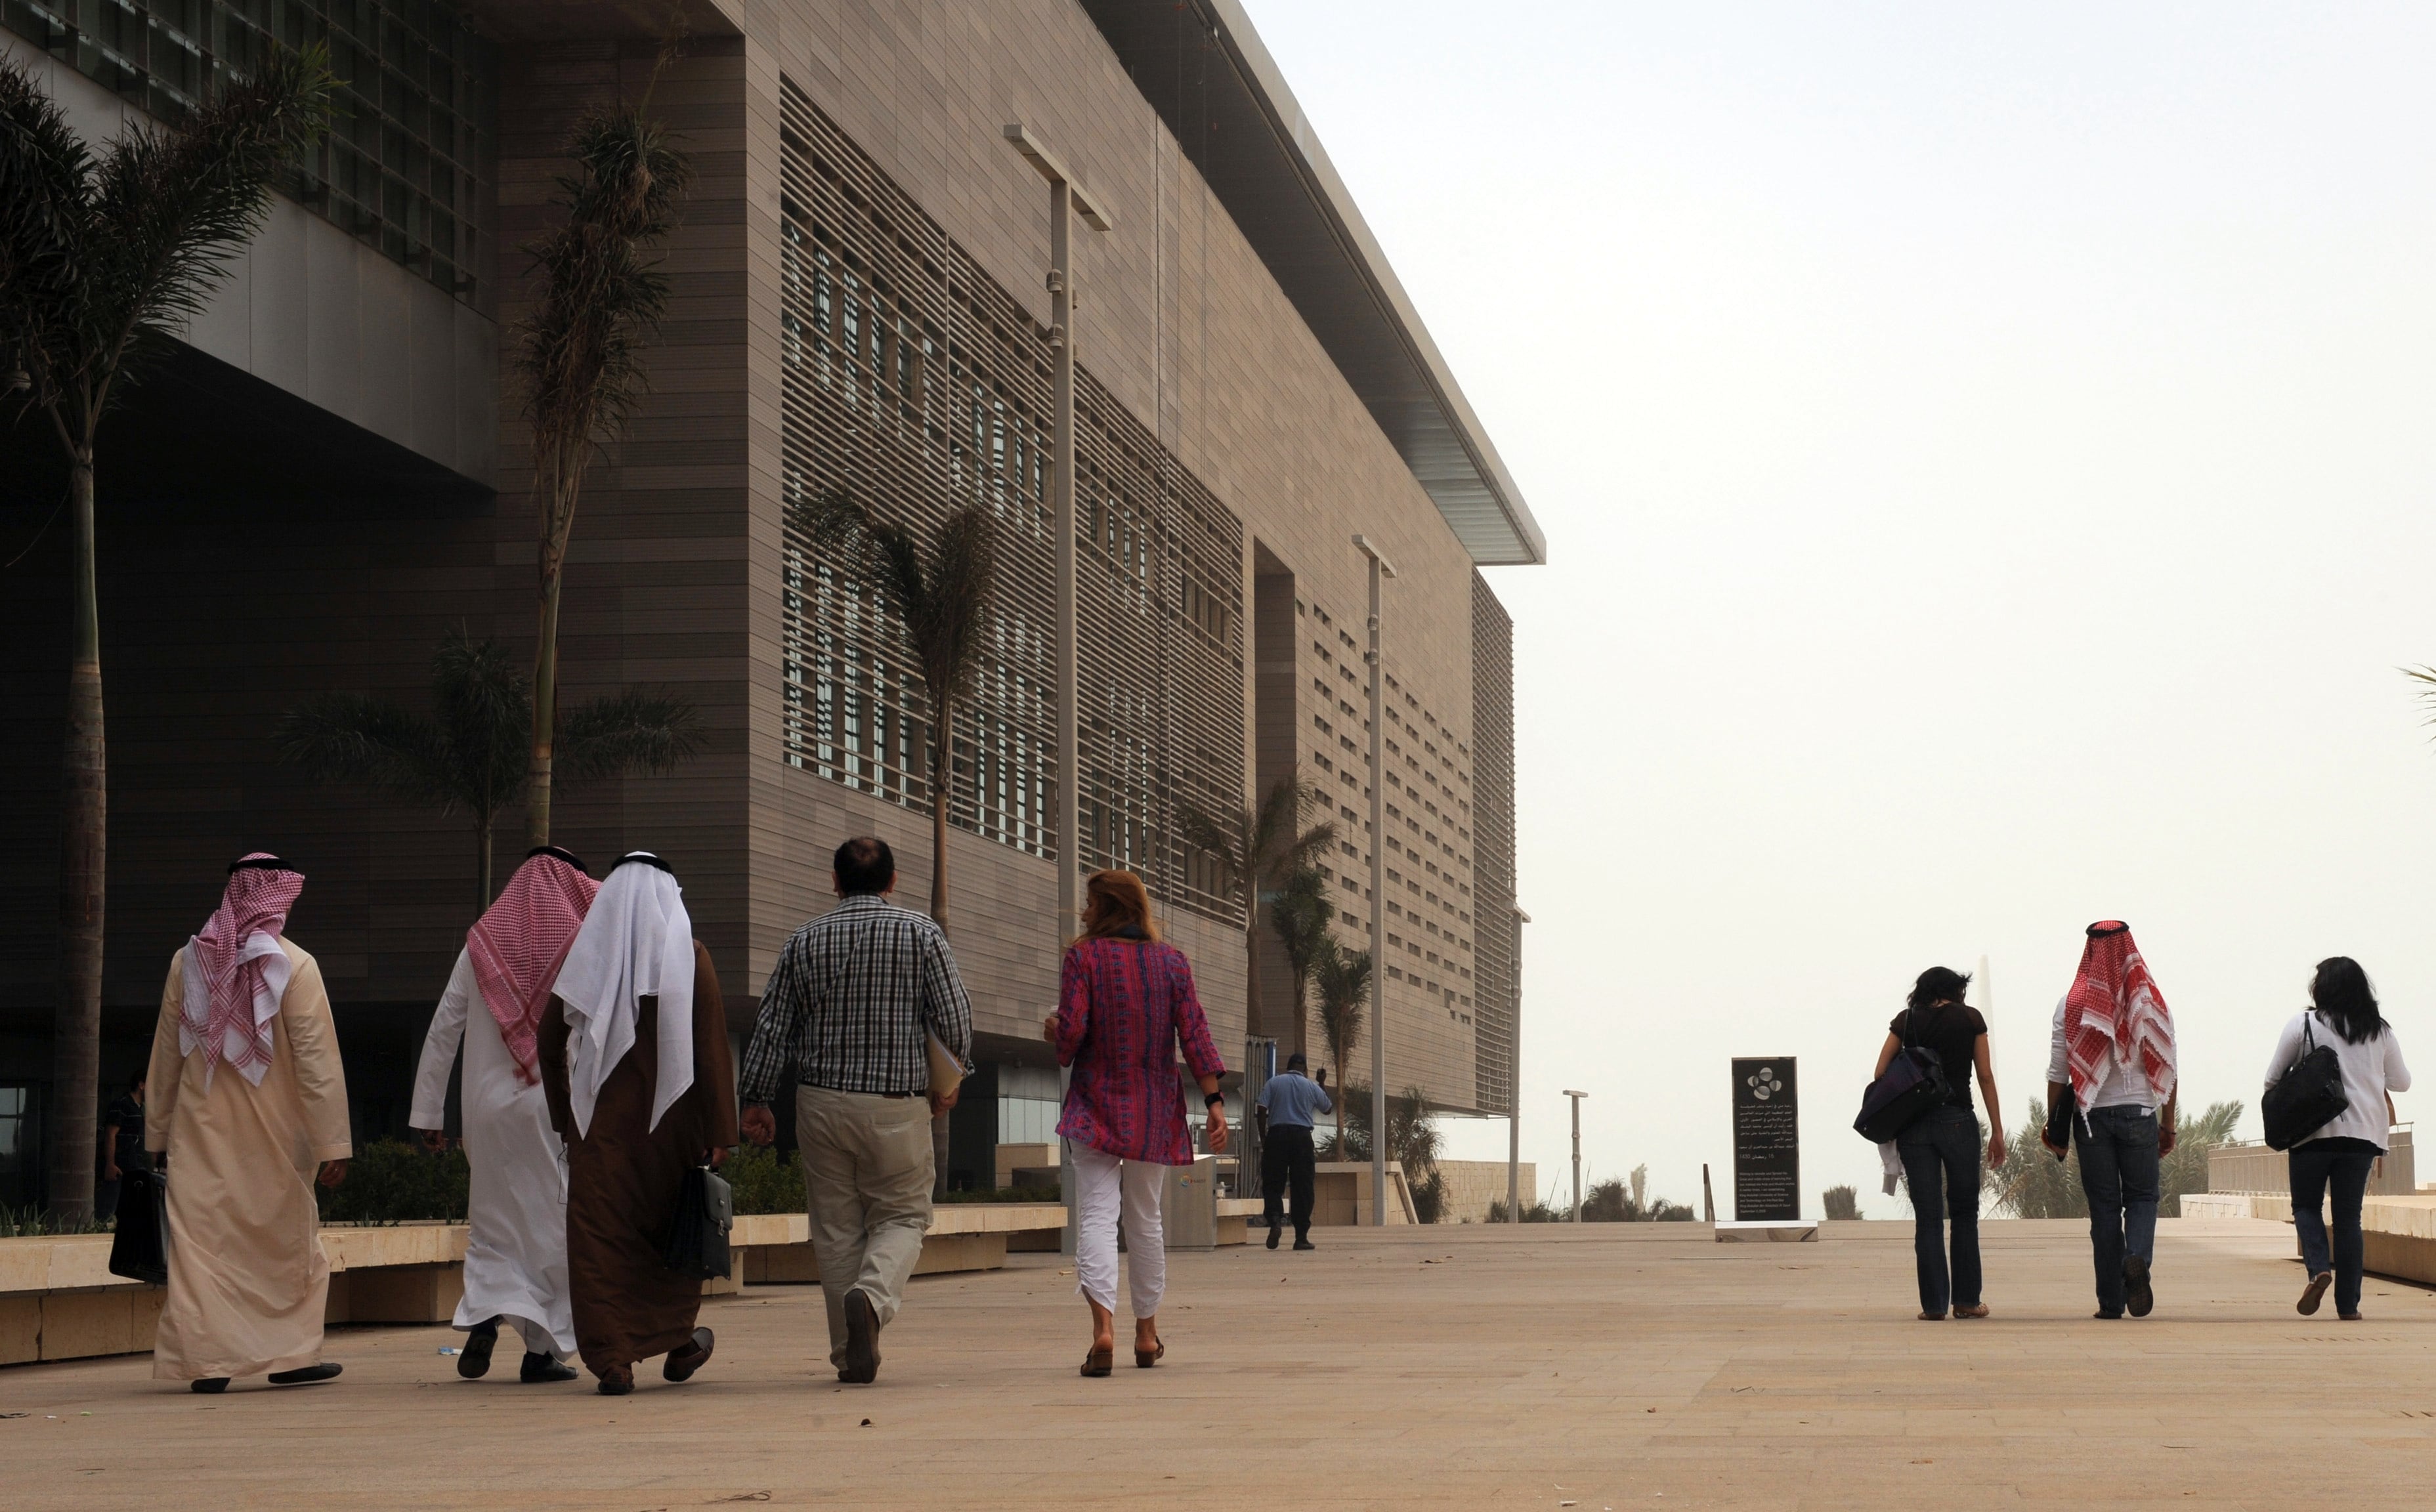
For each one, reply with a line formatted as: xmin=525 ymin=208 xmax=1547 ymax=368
xmin=2073 ymin=1104 xmax=2160 ymax=1315
xmin=1898 ymin=1105 xmax=1982 ymax=1314
xmin=2289 ymin=1141 xmax=2376 ymax=1316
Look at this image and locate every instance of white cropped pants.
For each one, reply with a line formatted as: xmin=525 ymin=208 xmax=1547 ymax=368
xmin=1072 ymin=1143 xmax=1166 ymax=1318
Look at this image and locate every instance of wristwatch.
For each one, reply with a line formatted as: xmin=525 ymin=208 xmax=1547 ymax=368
xmin=1204 ymin=1091 xmax=1226 ymax=1109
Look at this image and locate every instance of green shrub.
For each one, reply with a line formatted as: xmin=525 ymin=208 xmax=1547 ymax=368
xmin=725 ymin=1143 xmax=807 ymax=1215
xmin=1822 ymin=1184 xmax=1862 ymax=1220
xmin=317 ymin=1139 xmax=469 ymax=1224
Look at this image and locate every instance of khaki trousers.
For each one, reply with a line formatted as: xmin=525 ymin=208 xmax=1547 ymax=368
xmin=796 ymin=1085 xmax=935 ymax=1368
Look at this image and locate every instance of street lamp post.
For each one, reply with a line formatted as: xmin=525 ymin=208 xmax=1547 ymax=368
xmin=1354 ymin=534 xmax=1396 ymax=1226
xmin=1004 ymin=123 xmax=1109 ymax=1255
xmin=1564 ymin=1089 xmax=1588 ymax=1222
xmin=1508 ymin=907 xmax=1529 ymax=1222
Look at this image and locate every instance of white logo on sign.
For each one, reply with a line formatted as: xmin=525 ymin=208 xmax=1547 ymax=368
xmin=1746 ymin=1068 xmax=1783 ymax=1101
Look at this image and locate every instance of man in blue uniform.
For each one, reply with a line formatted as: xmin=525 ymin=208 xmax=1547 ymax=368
xmin=1255 ymin=1053 xmax=1332 ymax=1251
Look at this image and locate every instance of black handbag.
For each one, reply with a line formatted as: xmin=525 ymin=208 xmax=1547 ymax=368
xmin=2263 ymin=1014 xmax=2349 ymax=1152
xmin=663 ymin=1164 xmax=733 ymax=1280
xmin=1853 ymin=1008 xmax=1952 ymax=1143
xmin=108 ymin=1167 xmax=169 ymax=1285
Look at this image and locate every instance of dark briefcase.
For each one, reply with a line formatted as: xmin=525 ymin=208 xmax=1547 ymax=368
xmin=108 ymin=1167 xmax=169 ymax=1285
xmin=663 ymin=1164 xmax=734 ymax=1280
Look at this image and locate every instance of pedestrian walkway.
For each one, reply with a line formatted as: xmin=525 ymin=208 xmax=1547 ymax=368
xmin=7 ymin=1217 xmax=2431 ymax=1508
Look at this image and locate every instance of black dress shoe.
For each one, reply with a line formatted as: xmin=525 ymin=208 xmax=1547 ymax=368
xmin=662 ymin=1327 xmax=715 ymax=1383
xmin=1293 ymin=1237 xmax=1316 ymax=1251
xmin=2124 ymin=1254 xmax=2154 ymax=1318
xmin=1266 ymin=1223 xmax=1281 ymax=1250
xmin=519 ymin=1352 xmax=578 ymax=1383
xmin=190 ymin=1377 xmax=229 ymax=1395
xmin=842 ymin=1289 xmax=880 ymax=1384
xmin=267 ymin=1362 xmax=342 ymax=1386
xmin=459 ymin=1316 xmax=502 ymax=1379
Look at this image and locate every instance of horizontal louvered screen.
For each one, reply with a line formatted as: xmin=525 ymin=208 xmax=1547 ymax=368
xmin=777 ymin=81 xmax=1245 ymax=925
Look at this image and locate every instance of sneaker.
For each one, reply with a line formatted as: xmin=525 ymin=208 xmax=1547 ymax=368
xmin=842 ymin=1288 xmax=882 ymax=1384
xmin=2124 ymin=1254 xmax=2154 ymax=1318
xmin=1266 ymin=1224 xmax=1281 ymax=1250
xmin=519 ymin=1352 xmax=578 ymax=1383
xmin=2298 ymin=1270 xmax=2332 ymax=1316
xmin=458 ymin=1316 xmax=501 ymax=1379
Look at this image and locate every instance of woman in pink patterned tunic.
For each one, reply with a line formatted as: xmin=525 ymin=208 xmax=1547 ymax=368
xmin=1043 ymin=870 xmax=1229 ymax=1377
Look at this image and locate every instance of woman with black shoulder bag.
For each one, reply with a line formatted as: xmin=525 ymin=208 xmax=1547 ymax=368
xmin=1873 ymin=967 xmax=2004 ymax=1320
xmin=2265 ymin=957 xmax=2410 ymax=1321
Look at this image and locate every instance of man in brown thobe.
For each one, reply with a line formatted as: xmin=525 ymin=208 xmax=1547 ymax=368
xmin=538 ymin=852 xmax=738 ymax=1395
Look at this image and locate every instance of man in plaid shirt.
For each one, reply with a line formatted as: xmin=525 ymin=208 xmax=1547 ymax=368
xmin=741 ymin=836 xmax=973 ymax=1384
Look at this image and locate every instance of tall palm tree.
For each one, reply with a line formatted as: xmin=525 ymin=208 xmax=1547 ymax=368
xmin=1 ymin=47 xmax=335 ymax=1223
xmin=787 ymin=485 xmax=997 ymax=1198
xmin=516 ymin=89 xmax=692 ymax=848
xmin=786 ymin=486 xmax=998 ymax=931
xmin=1314 ymin=946 xmax=1373 ymax=1158
xmin=1180 ymin=772 xmax=1336 ymax=1044
xmin=276 ymin=629 xmax=704 ymax=914
xmin=1270 ymin=864 xmax=1335 ymax=1055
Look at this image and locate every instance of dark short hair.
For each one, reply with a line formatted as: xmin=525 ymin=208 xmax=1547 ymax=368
xmin=128 ymin=1068 xmax=147 ymax=1091
xmin=1907 ymin=966 xmax=1972 ymax=1014
xmin=834 ymin=835 xmax=895 ymax=895
xmin=1285 ymin=1051 xmax=1308 ymax=1071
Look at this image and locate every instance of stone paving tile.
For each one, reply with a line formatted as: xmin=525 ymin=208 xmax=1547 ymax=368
xmin=3 ymin=1218 xmax=2431 ymax=1509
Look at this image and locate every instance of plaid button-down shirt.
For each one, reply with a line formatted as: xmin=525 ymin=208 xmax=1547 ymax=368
xmin=740 ymin=894 xmax=975 ymax=1102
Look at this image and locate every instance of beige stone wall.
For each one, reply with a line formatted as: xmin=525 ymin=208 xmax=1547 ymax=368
xmin=722 ymin=2 xmax=1492 ymax=1107
xmin=1435 ymin=1160 xmax=1538 ymax=1225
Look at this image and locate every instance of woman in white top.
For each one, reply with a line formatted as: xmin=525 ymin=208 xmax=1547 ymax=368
xmin=2263 ymin=957 xmax=2410 ymax=1320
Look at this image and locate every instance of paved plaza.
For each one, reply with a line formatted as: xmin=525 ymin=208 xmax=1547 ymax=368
xmin=7 ymin=1217 xmax=2433 ymax=1509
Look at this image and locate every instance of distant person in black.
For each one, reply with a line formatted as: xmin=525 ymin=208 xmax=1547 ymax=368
xmin=97 ymin=1070 xmax=150 ymax=1225
xmin=1873 ymin=967 xmax=2004 ymax=1321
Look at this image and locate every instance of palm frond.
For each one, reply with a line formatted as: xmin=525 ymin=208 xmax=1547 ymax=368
xmin=1270 ymin=864 xmax=1337 ymax=1023
xmin=557 ymin=688 xmax=706 ymax=789
xmin=1 ymin=46 xmax=331 ymax=436
xmin=788 ymin=484 xmax=1000 ymax=725
xmin=427 ymin=629 xmax=532 ymax=814
xmin=515 ymin=104 xmax=692 ymax=505
xmin=273 ymin=694 xmax=452 ymax=804
xmin=84 ymin=45 xmax=335 ymax=411
xmin=1315 ymin=948 xmax=1371 ymax=1067
xmin=0 ymin=56 xmax=96 ymax=427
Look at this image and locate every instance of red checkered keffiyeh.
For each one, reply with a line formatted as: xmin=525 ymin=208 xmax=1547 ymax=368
xmin=467 ymin=847 xmax=599 ymax=1082
xmin=181 ymin=854 xmax=305 ymax=1088
xmin=2063 ymin=920 xmax=2177 ymax=1116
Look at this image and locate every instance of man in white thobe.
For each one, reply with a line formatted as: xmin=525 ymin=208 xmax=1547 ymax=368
xmin=410 ymin=845 xmax=597 ymax=1383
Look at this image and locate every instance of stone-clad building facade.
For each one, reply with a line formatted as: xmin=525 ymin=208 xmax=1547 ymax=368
xmin=0 ymin=0 xmax=1538 ymax=1202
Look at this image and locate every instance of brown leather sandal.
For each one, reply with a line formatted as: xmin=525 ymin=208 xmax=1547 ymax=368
xmin=1080 ymin=1346 xmax=1113 ymax=1377
xmin=1134 ymin=1337 xmax=1166 ymax=1368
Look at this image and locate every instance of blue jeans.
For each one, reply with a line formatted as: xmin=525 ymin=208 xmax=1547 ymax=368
xmin=2289 ymin=1141 xmax=2376 ymax=1316
xmin=1898 ymin=1105 xmax=1982 ymax=1314
xmin=2073 ymin=1104 xmax=2160 ymax=1315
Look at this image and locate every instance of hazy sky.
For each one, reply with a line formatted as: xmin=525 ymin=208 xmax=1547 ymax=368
xmin=1241 ymin=2 xmax=2436 ymax=1213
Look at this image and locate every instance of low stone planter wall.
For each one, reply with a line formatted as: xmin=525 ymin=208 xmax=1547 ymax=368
xmin=2181 ymin=1192 xmax=2436 ymax=1285
xmin=1 ymin=1203 xmax=1078 ymax=1367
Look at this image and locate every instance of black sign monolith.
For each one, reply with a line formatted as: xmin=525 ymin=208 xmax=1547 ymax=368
xmin=1731 ymin=1057 xmax=1800 ymax=1222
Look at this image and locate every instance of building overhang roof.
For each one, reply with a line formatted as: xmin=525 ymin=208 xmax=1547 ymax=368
xmin=1080 ymin=0 xmax=1546 ymax=566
